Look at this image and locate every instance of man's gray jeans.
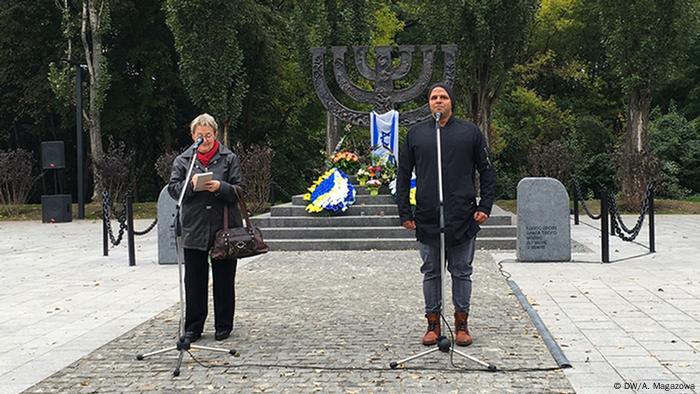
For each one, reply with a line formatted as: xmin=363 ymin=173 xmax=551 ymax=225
xmin=419 ymin=236 xmax=476 ymax=314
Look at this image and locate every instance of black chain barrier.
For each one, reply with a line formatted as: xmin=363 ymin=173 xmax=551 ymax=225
xmin=572 ymin=177 xmax=601 ymax=220
xmin=133 ymin=218 xmax=158 ymax=236
xmin=102 ymin=189 xmax=160 ymax=266
xmin=571 ymin=177 xmax=655 ymax=263
xmin=102 ymin=190 xmax=128 ymax=246
xmin=608 ymin=184 xmax=653 ymax=242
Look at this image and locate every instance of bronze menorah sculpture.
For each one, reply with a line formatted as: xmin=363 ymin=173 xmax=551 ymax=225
xmin=311 ymin=44 xmax=458 ymax=127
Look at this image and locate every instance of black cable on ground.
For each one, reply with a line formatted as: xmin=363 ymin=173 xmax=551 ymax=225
xmin=172 ymin=359 xmax=562 ymax=374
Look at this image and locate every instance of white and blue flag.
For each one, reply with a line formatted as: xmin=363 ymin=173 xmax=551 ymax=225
xmin=370 ymin=110 xmax=399 ymax=163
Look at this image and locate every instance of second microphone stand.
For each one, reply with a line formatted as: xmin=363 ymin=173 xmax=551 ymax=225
xmin=389 ymin=114 xmax=496 ymax=371
xmin=136 ymin=140 xmax=239 ymax=376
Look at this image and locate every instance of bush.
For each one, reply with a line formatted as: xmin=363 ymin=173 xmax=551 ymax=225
xmin=494 ymin=168 xmax=521 ymax=200
xmin=154 ymin=149 xmax=180 ymax=185
xmin=649 ymin=104 xmax=700 ymax=195
xmin=0 ymin=148 xmax=39 ymax=214
xmin=94 ymin=137 xmax=137 ymax=206
xmin=574 ymin=153 xmax=617 ymax=199
xmin=527 ymin=139 xmax=575 ymax=185
xmin=656 ymin=160 xmax=690 ymax=199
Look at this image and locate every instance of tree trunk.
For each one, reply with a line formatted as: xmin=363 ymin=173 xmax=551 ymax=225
xmin=470 ymin=63 xmax=494 ymax=147
xmin=620 ymin=86 xmax=652 ymax=207
xmin=471 ymin=91 xmax=493 ymax=147
xmin=82 ymin=0 xmax=105 ymax=202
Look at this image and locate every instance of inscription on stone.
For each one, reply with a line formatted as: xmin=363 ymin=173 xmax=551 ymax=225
xmin=517 ymin=177 xmax=571 ymax=262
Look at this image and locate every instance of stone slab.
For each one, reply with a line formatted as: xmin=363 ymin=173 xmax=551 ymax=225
xmin=516 ymin=177 xmax=571 ymax=261
xmin=157 ymin=186 xmax=178 ymax=265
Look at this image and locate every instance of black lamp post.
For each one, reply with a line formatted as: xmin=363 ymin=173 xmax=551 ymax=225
xmin=75 ymin=64 xmax=88 ymax=219
xmin=64 ymin=60 xmax=87 ymax=219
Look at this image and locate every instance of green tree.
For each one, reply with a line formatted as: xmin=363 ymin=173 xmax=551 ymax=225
xmin=524 ymin=0 xmax=621 ymax=123
xmin=101 ymin=0 xmax=196 ymax=198
xmin=597 ymin=0 xmax=699 ymax=204
xmin=0 ymin=1 xmax=62 ymax=148
xmin=654 ymin=32 xmax=700 ymax=123
xmin=48 ymin=0 xmax=113 ymax=200
xmin=649 ymin=104 xmax=700 ymax=195
xmin=491 ymin=86 xmax=576 ymax=196
xmin=164 ymin=0 xmax=248 ymax=145
xmin=407 ymin=0 xmax=539 ymax=145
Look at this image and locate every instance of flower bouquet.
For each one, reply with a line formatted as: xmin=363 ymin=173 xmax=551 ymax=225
xmin=367 ymin=165 xmax=382 ymax=180
xmin=330 ymin=150 xmax=360 ymax=174
xmin=379 ymin=160 xmax=396 ymax=185
xmin=366 ymin=178 xmax=382 ymax=196
xmin=356 ymin=167 xmax=370 ymax=186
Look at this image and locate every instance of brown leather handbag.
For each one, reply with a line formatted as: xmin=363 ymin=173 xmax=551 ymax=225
xmin=210 ymin=186 xmax=269 ymax=260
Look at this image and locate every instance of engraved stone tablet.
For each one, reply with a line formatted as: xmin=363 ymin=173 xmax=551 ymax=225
xmin=157 ymin=186 xmax=178 ymax=265
xmin=516 ymin=177 xmax=571 ymax=262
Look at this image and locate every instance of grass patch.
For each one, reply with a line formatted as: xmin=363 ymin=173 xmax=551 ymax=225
xmin=0 ymin=202 xmax=157 ymax=221
xmin=2 ymin=198 xmax=699 ymax=221
xmin=496 ymin=199 xmax=700 ymax=215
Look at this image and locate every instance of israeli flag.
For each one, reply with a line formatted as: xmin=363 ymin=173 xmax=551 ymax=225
xmin=370 ymin=110 xmax=399 ymax=163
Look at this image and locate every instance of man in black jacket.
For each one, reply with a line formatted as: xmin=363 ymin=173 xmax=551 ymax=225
xmin=396 ymin=83 xmax=496 ymax=347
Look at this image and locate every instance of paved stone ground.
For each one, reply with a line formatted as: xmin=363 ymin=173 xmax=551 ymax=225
xmin=497 ymin=215 xmax=700 ymax=394
xmin=0 ymin=219 xmax=180 ymax=394
xmin=25 ymin=251 xmax=572 ymax=393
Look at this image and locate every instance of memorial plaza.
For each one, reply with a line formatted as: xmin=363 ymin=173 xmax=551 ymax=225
xmin=0 ymin=210 xmax=697 ymax=393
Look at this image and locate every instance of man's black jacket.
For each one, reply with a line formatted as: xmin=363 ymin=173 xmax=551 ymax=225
xmin=396 ymin=116 xmax=496 ymax=246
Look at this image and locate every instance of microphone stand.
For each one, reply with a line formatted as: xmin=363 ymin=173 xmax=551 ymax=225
xmin=389 ymin=114 xmax=496 ymax=371
xmin=137 ymin=140 xmax=239 ymax=376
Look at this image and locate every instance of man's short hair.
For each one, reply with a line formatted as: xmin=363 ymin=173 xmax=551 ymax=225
xmin=189 ymin=113 xmax=218 ymax=134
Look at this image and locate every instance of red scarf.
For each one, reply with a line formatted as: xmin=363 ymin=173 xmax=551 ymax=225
xmin=196 ymin=140 xmax=219 ymax=167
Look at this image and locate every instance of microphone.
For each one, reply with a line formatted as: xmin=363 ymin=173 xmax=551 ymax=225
xmin=434 ymin=112 xmax=442 ymax=122
xmin=194 ymin=135 xmax=204 ymax=148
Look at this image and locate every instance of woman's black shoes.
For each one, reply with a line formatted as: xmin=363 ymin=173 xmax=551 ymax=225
xmin=215 ymin=330 xmax=231 ymax=341
xmin=183 ymin=330 xmax=229 ymax=342
xmin=184 ymin=331 xmax=201 ymax=343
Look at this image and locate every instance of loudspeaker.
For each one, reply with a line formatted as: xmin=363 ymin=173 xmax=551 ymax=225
xmin=41 ymin=141 xmax=65 ymax=169
xmin=42 ymin=194 xmax=72 ymax=223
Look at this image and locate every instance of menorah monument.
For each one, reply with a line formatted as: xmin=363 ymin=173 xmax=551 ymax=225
xmin=311 ymin=44 xmax=458 ymax=150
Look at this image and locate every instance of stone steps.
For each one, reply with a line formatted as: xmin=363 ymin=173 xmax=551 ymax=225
xmin=251 ymin=214 xmax=513 ymax=228
xmin=262 ymin=237 xmax=516 ymax=251
xmin=271 ymin=202 xmax=398 ymax=217
xmin=251 ymin=181 xmax=517 ymax=251
xmin=262 ymin=225 xmax=516 ymax=239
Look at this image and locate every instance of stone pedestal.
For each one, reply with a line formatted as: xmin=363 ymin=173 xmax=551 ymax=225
xmin=516 ymin=177 xmax=571 ymax=262
xmin=157 ymin=186 xmax=178 ymax=265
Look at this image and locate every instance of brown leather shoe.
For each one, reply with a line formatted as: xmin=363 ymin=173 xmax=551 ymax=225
xmin=421 ymin=312 xmax=441 ymax=346
xmin=454 ymin=311 xmax=473 ymax=346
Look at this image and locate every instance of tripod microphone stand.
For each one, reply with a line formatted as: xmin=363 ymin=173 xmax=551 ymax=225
xmin=136 ymin=138 xmax=239 ymax=376
xmin=389 ymin=112 xmax=496 ymax=371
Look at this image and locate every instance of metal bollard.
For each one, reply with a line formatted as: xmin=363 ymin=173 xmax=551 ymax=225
xmin=103 ymin=200 xmax=109 ymax=256
xmin=126 ymin=193 xmax=136 ymax=266
xmin=573 ymin=189 xmax=579 ymax=225
xmin=649 ymin=187 xmax=655 ymax=253
xmin=600 ymin=188 xmax=610 ymax=263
